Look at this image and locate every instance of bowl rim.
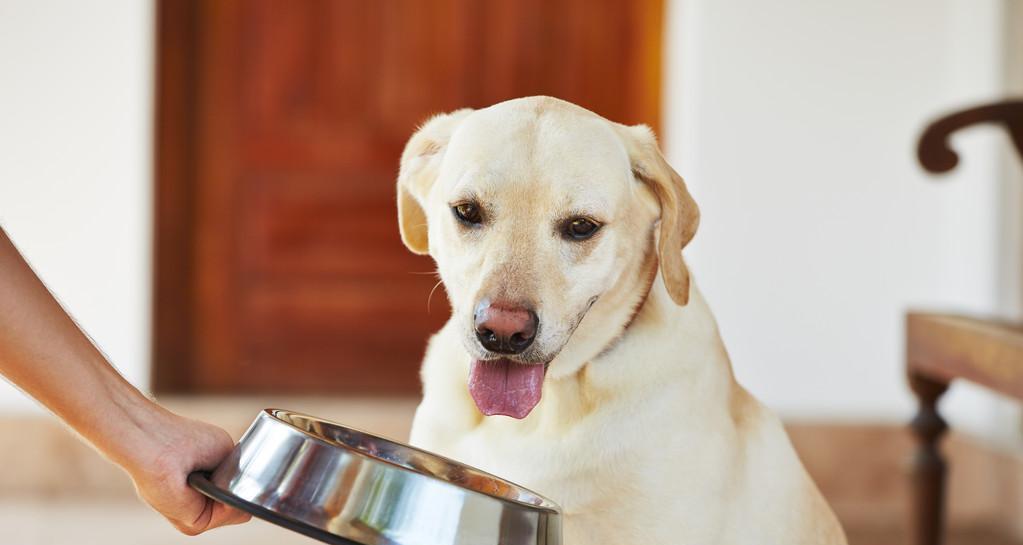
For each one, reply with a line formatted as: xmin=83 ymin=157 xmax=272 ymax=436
xmin=190 ymin=471 xmax=360 ymax=545
xmin=260 ymin=408 xmax=561 ymax=513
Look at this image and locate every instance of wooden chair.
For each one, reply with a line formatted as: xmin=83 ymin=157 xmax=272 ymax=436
xmin=908 ymin=99 xmax=1023 ymax=545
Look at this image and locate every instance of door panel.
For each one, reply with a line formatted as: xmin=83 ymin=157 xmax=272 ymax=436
xmin=154 ymin=0 xmax=663 ymax=393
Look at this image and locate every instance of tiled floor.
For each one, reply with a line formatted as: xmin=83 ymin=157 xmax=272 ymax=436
xmin=0 ymin=500 xmax=305 ymax=545
xmin=2 ymin=400 xmax=1020 ymax=545
xmin=846 ymin=524 xmax=1022 ymax=545
xmin=1 ymin=499 xmax=1019 ymax=545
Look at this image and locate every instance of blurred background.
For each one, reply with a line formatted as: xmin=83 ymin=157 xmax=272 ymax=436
xmin=1 ymin=0 xmax=1022 ymax=544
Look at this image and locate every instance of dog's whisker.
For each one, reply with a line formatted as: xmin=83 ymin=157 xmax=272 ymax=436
xmin=407 ymin=271 xmax=440 ymax=276
xmin=427 ymin=279 xmax=444 ymax=313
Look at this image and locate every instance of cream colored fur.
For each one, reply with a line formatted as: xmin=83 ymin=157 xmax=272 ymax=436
xmin=397 ymin=96 xmax=846 ymax=544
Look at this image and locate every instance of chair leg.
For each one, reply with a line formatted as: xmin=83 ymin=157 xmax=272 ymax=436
xmin=908 ymin=371 xmax=949 ymax=545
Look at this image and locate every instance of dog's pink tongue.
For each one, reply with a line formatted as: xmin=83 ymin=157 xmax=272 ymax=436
xmin=468 ymin=358 xmax=545 ymax=419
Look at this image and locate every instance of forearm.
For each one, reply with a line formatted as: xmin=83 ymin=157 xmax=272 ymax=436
xmin=0 ymin=227 xmax=247 ymax=532
xmin=0 ymin=227 xmax=163 ymax=471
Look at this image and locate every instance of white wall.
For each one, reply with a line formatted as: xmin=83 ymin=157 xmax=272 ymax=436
xmin=0 ymin=0 xmax=154 ymax=412
xmin=666 ymin=0 xmax=1018 ymax=433
xmin=0 ymin=0 xmax=1015 ymax=434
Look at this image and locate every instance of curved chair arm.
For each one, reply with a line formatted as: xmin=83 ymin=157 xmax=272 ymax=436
xmin=917 ymin=99 xmax=1023 ymax=174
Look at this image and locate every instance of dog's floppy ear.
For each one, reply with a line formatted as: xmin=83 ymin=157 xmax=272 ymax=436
xmin=397 ymin=109 xmax=473 ymax=255
xmin=619 ymin=124 xmax=700 ymax=306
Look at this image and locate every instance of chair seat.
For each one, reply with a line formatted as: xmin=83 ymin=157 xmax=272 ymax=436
xmin=907 ymin=312 xmax=1023 ymax=400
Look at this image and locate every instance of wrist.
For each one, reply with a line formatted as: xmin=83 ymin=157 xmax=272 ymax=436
xmin=96 ymin=384 xmax=178 ymax=477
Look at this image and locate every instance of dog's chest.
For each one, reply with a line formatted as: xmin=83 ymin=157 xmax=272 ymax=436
xmin=445 ymin=410 xmax=662 ymax=513
xmin=443 ymin=420 xmax=729 ymax=545
xmin=412 ymin=392 xmax=760 ymax=544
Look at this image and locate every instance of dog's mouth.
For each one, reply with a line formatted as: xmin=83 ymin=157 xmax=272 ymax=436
xmin=468 ymin=359 xmax=548 ymax=419
xmin=465 ymin=295 xmax=599 ymax=420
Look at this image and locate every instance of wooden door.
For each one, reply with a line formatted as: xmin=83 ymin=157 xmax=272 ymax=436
xmin=154 ymin=0 xmax=664 ymax=394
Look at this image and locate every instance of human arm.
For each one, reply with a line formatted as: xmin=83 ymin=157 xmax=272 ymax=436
xmin=0 ymin=227 xmax=248 ymax=534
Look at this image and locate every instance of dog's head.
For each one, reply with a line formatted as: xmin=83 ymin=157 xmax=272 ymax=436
xmin=397 ymin=97 xmax=699 ymax=419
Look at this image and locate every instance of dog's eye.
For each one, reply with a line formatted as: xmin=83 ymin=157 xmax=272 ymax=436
xmin=452 ymin=202 xmax=483 ymax=226
xmin=563 ymin=217 xmax=601 ymax=240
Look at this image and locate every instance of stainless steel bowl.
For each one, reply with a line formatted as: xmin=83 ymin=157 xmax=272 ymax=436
xmin=189 ymin=409 xmax=561 ymax=545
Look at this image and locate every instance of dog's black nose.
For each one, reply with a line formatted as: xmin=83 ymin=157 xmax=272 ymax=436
xmin=474 ymin=302 xmax=539 ymax=354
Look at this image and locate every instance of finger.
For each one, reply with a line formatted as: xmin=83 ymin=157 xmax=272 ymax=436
xmin=178 ymin=497 xmax=216 ymax=535
xmin=229 ymin=507 xmax=253 ymax=525
xmin=173 ymin=522 xmax=201 ymax=537
xmin=207 ymin=501 xmax=252 ymax=529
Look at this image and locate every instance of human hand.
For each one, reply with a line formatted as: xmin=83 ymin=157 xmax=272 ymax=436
xmin=122 ymin=408 xmax=251 ymax=535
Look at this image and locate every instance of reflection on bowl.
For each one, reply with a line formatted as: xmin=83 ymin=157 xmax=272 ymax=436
xmin=199 ymin=409 xmax=561 ymax=545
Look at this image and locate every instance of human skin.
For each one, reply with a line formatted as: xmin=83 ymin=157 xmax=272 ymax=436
xmin=0 ymin=227 xmax=249 ymax=535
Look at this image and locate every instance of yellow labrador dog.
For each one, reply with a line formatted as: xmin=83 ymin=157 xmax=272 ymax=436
xmin=396 ymin=96 xmax=846 ymax=544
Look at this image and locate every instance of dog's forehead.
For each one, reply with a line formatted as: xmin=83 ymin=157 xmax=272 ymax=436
xmin=442 ymin=99 xmax=633 ymax=195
